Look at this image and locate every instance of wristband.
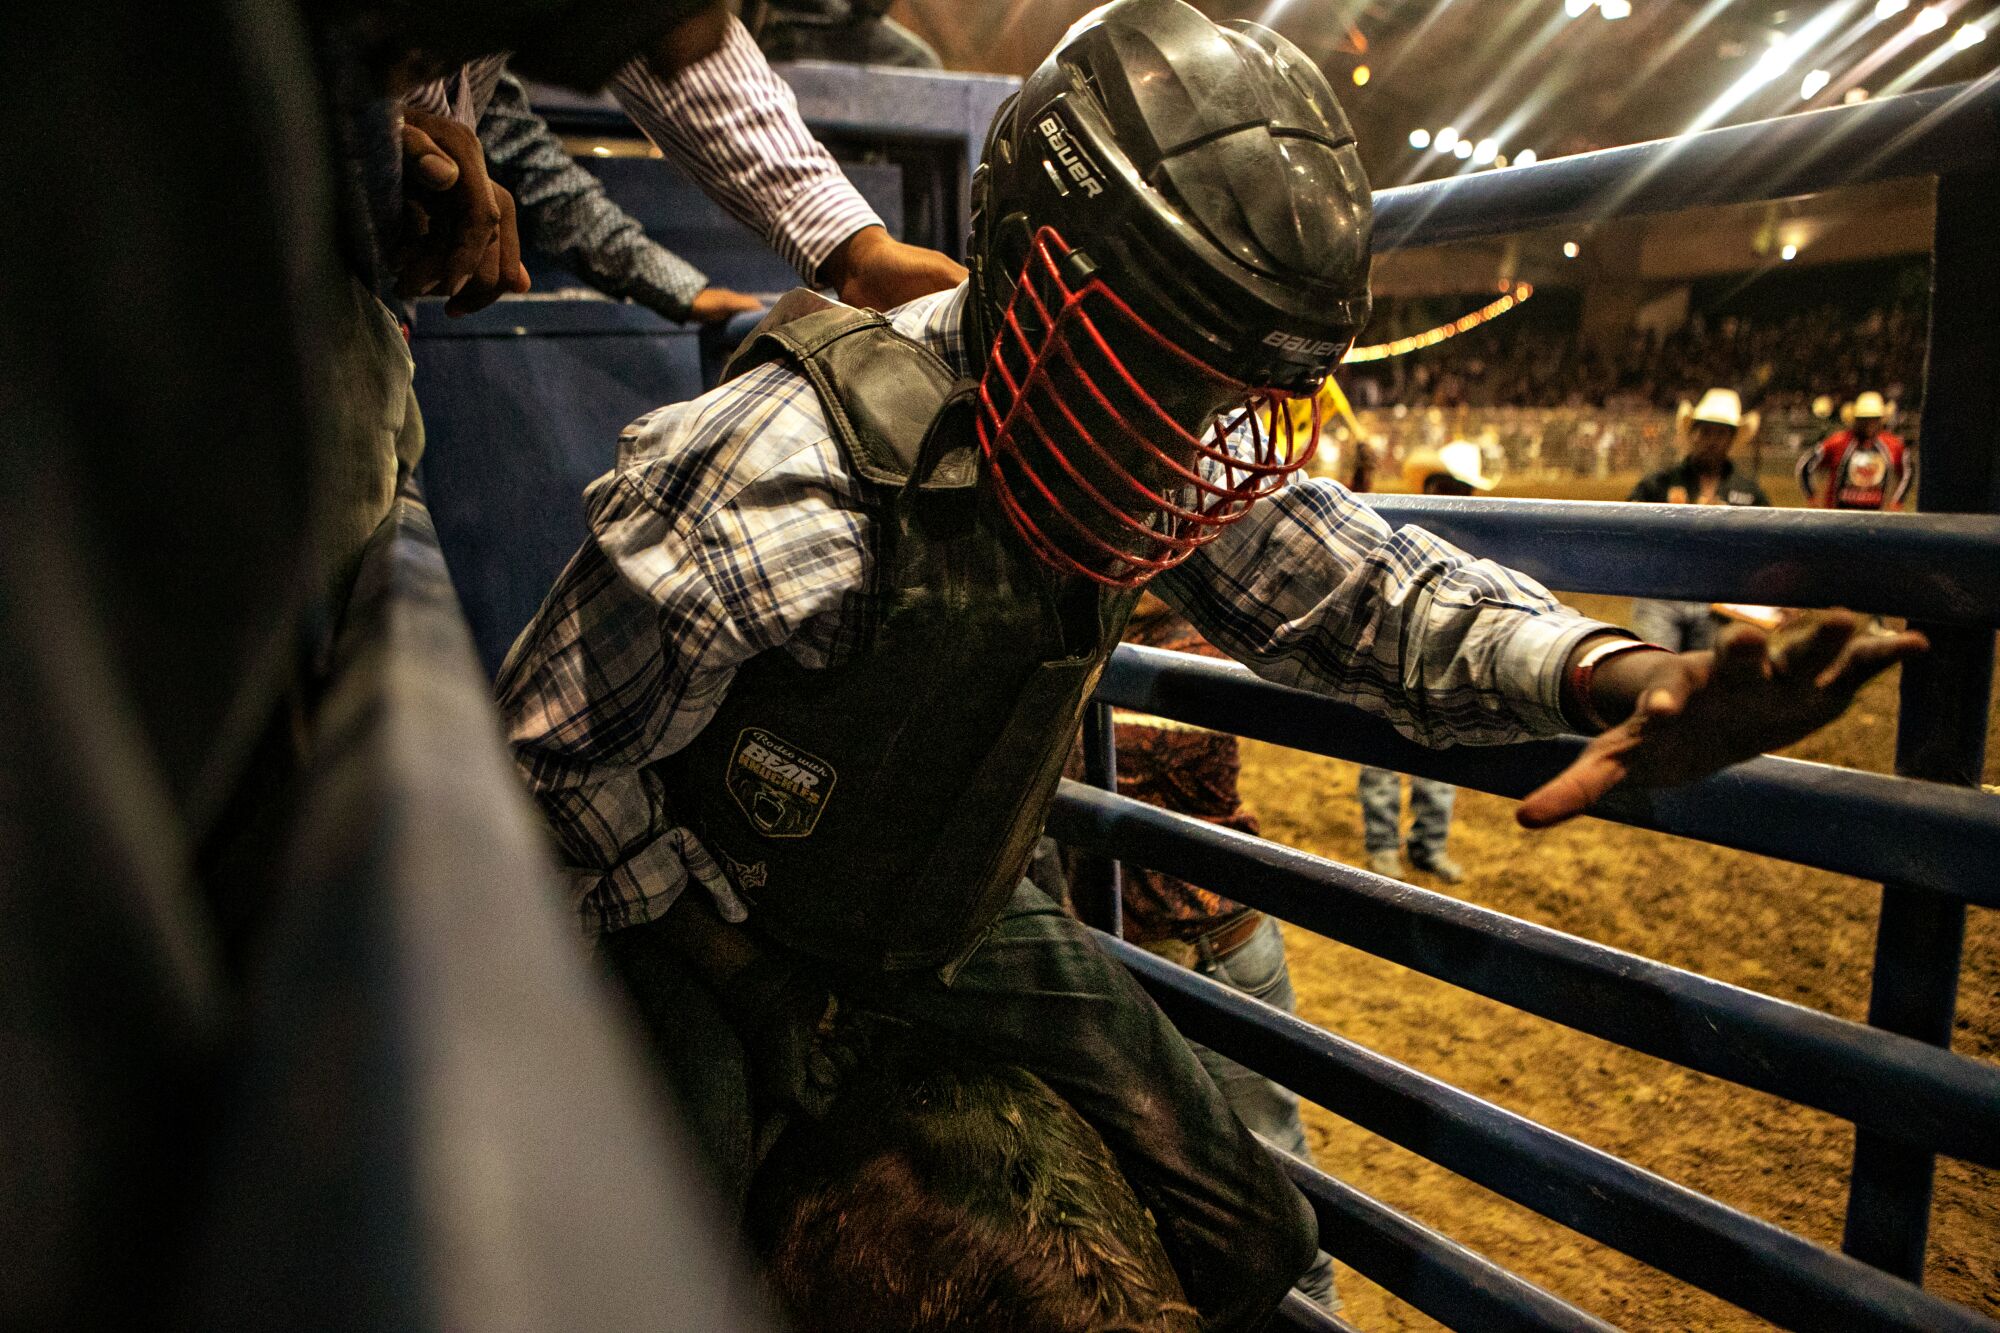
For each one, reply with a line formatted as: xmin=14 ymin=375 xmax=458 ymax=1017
xmin=1567 ymin=636 xmax=1671 ymax=733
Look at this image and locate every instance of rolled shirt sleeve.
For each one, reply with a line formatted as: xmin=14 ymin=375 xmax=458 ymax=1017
xmin=610 ymin=15 xmax=884 ymax=285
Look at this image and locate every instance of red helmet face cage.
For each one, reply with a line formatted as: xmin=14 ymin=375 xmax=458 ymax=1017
xmin=974 ymin=227 xmax=1323 ymax=589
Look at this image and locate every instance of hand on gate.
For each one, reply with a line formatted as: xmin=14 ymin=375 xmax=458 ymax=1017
xmin=397 ymin=108 xmax=531 ymax=315
xmin=1518 ymin=611 xmax=1927 ymax=829
xmin=821 ymin=224 xmax=967 ymax=312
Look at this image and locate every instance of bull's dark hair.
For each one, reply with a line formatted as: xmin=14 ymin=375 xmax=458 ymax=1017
xmin=748 ymin=1057 xmax=1198 ymax=1333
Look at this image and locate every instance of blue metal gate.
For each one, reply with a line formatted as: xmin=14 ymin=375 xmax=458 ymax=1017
xmin=1059 ymin=75 xmax=2000 ymax=1333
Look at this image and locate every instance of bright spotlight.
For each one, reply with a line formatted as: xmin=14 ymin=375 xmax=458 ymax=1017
xmin=1844 ymin=86 xmax=1871 ymax=102
xmin=1912 ymin=6 xmax=1946 ymax=34
xmin=1409 ymin=127 xmax=1432 ymax=149
xmin=591 ymin=144 xmax=612 ymax=156
xmin=1800 ymin=68 xmax=1831 ymax=97
xmin=1562 ymin=240 xmax=1581 ymax=258
xmin=1600 ymin=0 xmax=1632 ymax=18
xmin=1780 ymin=243 xmax=1799 ymax=260
xmin=1951 ymin=22 xmax=1987 ymax=48
xmin=1473 ymin=138 xmax=1500 ymax=164
xmin=1515 ymin=148 xmax=1539 ymax=166
xmin=1493 ymin=154 xmax=1510 ymax=168
xmin=1353 ymin=64 xmax=1372 ymax=85
xmin=1873 ymin=0 xmax=1907 ymax=17
xmin=1453 ymin=139 xmax=1474 ymax=158
xmin=1565 ymin=0 xmax=1595 ymax=17
xmin=1748 ymin=39 xmax=1797 ymax=86
xmin=1435 ymin=126 xmax=1460 ymax=151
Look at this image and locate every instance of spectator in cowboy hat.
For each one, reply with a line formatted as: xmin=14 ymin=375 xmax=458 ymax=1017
xmin=1799 ymin=391 xmax=1913 ymax=511
xmin=1626 ymin=388 xmax=1770 ymax=652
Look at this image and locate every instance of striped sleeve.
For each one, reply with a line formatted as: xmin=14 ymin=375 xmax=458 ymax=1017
xmin=404 ymin=55 xmax=509 ymax=126
xmin=610 ymin=15 xmax=883 ymax=284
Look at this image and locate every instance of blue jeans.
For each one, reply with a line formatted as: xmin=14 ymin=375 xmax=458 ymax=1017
xmin=1629 ymin=598 xmax=1718 ymax=653
xmin=1181 ymin=915 xmax=1341 ymax=1312
xmin=1358 ymin=766 xmax=1456 ymax=859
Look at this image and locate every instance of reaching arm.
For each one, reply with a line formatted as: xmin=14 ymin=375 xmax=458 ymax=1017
xmin=1155 ymin=477 xmax=1925 ymax=827
xmin=479 ymin=71 xmax=710 ymax=319
xmin=610 ymin=15 xmax=884 ymax=286
xmin=1153 ymin=478 xmax=1610 ymax=749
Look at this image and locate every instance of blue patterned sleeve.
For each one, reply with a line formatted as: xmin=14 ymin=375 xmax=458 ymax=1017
xmin=1154 ymin=478 xmax=1610 ymax=746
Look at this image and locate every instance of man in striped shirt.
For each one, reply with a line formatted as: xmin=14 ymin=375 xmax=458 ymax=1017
xmin=403 ymin=10 xmax=964 ymax=315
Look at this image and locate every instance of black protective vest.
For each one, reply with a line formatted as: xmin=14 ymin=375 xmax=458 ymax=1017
xmin=664 ymin=293 xmax=1136 ymax=971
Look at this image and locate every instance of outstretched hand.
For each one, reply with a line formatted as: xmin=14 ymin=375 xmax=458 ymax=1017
xmin=1518 ymin=612 xmax=1927 ymax=829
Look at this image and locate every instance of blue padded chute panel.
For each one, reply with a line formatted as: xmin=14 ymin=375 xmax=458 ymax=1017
xmin=412 ymin=299 xmax=704 ymax=677
xmin=525 ymin=156 xmax=905 ymax=298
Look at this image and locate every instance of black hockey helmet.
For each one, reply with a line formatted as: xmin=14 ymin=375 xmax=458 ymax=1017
xmin=966 ymin=0 xmax=1373 ymax=586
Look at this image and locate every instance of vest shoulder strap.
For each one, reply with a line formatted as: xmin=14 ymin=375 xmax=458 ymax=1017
xmin=720 ymin=289 xmax=978 ymax=490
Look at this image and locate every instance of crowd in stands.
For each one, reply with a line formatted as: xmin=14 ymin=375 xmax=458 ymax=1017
xmin=1347 ymin=292 xmax=1926 ymax=416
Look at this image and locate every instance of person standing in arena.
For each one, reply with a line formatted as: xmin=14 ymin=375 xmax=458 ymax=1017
xmin=498 ymin=3 xmax=1924 ymax=1325
xmin=1798 ymin=391 xmax=1912 ymax=510
xmin=1627 ymin=388 xmax=1770 ymax=652
xmin=1353 ymin=442 xmax=1495 ymax=884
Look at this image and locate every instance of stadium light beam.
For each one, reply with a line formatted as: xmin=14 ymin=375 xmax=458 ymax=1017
xmin=1912 ymin=6 xmax=1947 ymax=33
xmin=1801 ymin=68 xmax=1832 ymax=97
xmin=1453 ymin=138 xmax=1474 ymax=158
xmin=1409 ymin=127 xmax=1432 ymax=148
xmin=1600 ymin=0 xmax=1632 ymax=18
xmin=1874 ymin=0 xmax=1908 ymax=17
xmin=1473 ymin=137 xmax=1501 ymax=163
xmin=1515 ymin=148 xmax=1539 ymax=165
xmin=1434 ymin=126 xmax=1460 ymax=151
xmin=1565 ymin=0 xmax=1595 ymax=17
xmin=1682 ymin=0 xmax=1862 ymax=135
xmin=1951 ymin=22 xmax=1986 ymax=47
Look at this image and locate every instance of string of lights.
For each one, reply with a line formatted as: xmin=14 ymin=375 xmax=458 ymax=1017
xmin=1342 ymin=283 xmax=1536 ymax=363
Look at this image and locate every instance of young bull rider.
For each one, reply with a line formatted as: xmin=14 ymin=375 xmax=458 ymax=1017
xmin=498 ymin=2 xmax=1925 ymax=1325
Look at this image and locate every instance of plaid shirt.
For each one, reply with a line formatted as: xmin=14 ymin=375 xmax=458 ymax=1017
xmin=498 ymin=283 xmax=1613 ymax=936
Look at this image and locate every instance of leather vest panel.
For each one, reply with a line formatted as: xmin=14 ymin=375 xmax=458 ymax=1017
xmin=666 ymin=295 xmax=1135 ymax=970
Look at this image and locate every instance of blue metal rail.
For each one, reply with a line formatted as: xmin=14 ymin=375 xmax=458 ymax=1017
xmin=1361 ymin=498 xmax=2000 ymax=626
xmin=1051 ymin=781 xmax=2000 ymax=1165
xmin=1069 ymin=74 xmax=2000 ymax=1328
xmin=1103 ymin=938 xmax=1999 ymax=1333
xmin=1372 ymin=75 xmax=2000 ymax=250
xmin=1271 ymin=1153 xmax=1616 ymax=1333
xmin=1096 ymin=645 xmax=2000 ymax=907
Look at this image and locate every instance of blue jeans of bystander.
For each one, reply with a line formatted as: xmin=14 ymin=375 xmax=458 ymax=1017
xmin=1357 ymin=766 xmax=1456 ymax=860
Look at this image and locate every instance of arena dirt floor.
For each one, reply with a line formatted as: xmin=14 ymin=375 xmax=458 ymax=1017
xmin=1242 ymin=471 xmax=2000 ymax=1329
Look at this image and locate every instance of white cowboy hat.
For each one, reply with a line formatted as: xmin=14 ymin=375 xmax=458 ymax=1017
xmin=1406 ymin=440 xmax=1499 ymax=492
xmin=1689 ymin=387 xmax=1742 ymax=427
xmin=1852 ymin=391 xmax=1887 ymax=419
